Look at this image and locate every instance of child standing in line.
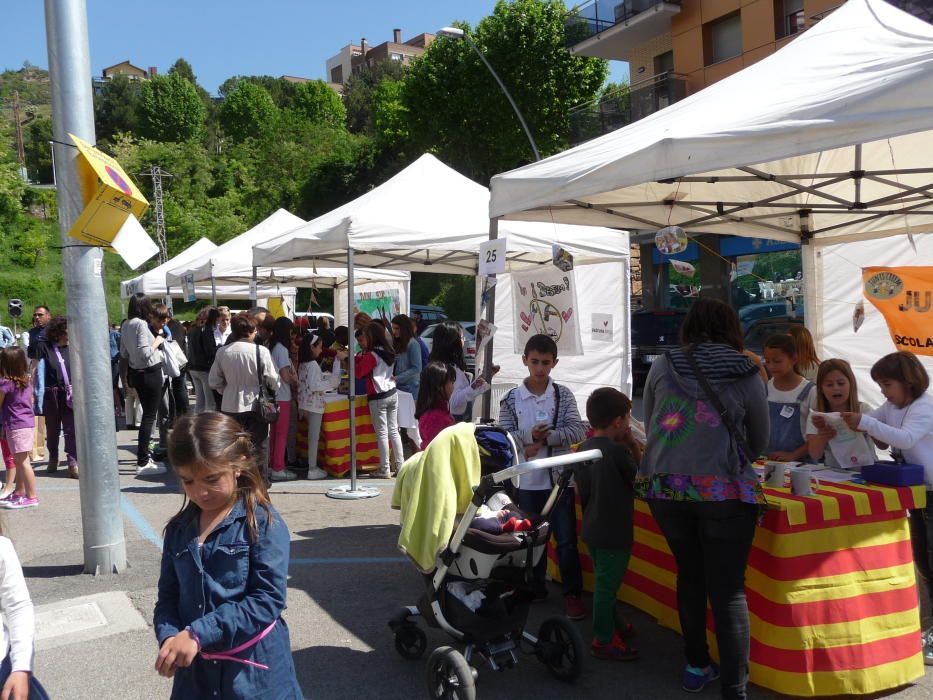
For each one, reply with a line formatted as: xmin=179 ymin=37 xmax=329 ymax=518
xmin=415 ymin=362 xmax=456 ymax=449
xmin=0 ymin=348 xmax=38 ymax=510
xmin=576 ymin=388 xmax=641 ymax=661
xmin=154 ymin=413 xmax=302 ymax=699
xmin=789 ymin=326 xmax=821 ymax=382
xmin=763 ymin=334 xmax=814 ymax=462
xmin=807 ymin=359 xmax=876 ymax=468
xmin=0 ymin=519 xmax=47 ymax=698
xmin=297 ymin=332 xmax=346 ymax=480
xmin=355 ymin=322 xmax=403 ymax=478
xmin=498 ymin=334 xmax=587 ymax=620
xmin=839 ymin=351 xmax=933 ymax=664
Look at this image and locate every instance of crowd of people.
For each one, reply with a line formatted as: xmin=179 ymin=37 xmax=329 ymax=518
xmin=0 ymin=294 xmax=931 ymax=699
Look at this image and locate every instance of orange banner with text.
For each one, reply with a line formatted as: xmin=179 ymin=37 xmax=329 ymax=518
xmin=862 ymin=266 xmax=933 ymax=356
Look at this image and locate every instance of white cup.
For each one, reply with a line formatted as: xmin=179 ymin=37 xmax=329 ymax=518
xmin=790 ymin=466 xmax=820 ymax=496
xmin=765 ymin=462 xmax=787 ymax=488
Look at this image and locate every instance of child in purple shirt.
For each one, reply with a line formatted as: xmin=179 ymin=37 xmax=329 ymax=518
xmin=0 ymin=348 xmax=38 ymax=509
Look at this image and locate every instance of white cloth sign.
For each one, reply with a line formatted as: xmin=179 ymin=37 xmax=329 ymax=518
xmin=511 ymin=267 xmax=582 ymax=356
xmin=591 ymin=313 xmax=613 ymax=342
xmin=182 ymin=273 xmax=196 ymax=303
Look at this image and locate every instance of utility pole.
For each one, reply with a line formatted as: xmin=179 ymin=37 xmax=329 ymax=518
xmin=11 ymin=91 xmax=34 ymax=182
xmin=139 ymin=166 xmax=172 ymax=265
xmin=44 ymin=0 xmax=127 ymax=574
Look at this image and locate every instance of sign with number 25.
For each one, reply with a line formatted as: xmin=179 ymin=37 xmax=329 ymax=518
xmin=479 ymin=238 xmax=507 ymax=276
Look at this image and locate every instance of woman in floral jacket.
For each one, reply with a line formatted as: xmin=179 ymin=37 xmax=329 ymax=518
xmin=637 ymin=298 xmax=769 ymax=700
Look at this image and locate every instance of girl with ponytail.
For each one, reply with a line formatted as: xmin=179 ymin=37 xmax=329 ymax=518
xmin=154 ymin=412 xmax=301 ymax=698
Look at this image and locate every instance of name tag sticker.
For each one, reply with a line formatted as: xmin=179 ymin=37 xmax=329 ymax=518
xmin=780 ymin=405 xmax=796 ymax=419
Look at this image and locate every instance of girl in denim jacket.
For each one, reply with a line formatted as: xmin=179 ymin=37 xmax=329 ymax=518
xmin=154 ymin=413 xmax=301 ymax=699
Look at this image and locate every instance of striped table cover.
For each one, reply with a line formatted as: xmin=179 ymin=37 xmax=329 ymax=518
xmin=551 ymin=482 xmax=928 ymax=696
xmin=294 ymin=397 xmax=380 ymax=477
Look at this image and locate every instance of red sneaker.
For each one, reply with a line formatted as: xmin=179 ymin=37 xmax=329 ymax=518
xmin=565 ymin=595 xmax=586 ymax=621
xmin=591 ymin=637 xmax=639 ymax=661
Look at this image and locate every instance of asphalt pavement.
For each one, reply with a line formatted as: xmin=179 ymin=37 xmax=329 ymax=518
xmin=4 ymin=427 xmax=931 ymax=699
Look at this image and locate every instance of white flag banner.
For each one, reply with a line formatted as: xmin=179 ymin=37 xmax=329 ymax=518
xmin=511 ymin=267 xmax=582 ymax=356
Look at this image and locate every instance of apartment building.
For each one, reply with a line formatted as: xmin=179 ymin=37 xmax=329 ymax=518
xmin=325 ymin=29 xmax=434 ymax=87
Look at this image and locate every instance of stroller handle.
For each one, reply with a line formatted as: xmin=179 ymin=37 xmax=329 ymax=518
xmin=490 ymin=449 xmax=603 ymax=484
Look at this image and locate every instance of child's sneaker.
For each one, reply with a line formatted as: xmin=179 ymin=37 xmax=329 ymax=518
xmin=5 ymin=495 xmax=38 ymax=510
xmin=136 ymin=459 xmax=166 ymax=477
xmin=269 ymin=468 xmax=298 ymax=482
xmin=565 ymin=595 xmax=586 ymax=621
xmin=0 ymin=493 xmax=20 ymax=508
xmin=590 ymin=636 xmax=639 ymax=661
xmin=306 ymin=467 xmax=328 ymax=480
xmin=682 ymin=662 xmax=720 ymax=693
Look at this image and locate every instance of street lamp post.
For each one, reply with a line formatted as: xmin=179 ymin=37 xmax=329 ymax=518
xmin=437 ymin=26 xmax=542 ymax=423
xmin=437 ymin=27 xmax=541 ymax=162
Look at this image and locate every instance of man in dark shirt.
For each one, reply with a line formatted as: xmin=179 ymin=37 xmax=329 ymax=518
xmin=27 ymin=305 xmax=51 ymax=461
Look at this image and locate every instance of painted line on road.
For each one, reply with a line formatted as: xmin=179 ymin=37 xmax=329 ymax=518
xmin=120 ymin=494 xmax=164 ymax=551
xmin=291 ymin=556 xmax=407 ymax=566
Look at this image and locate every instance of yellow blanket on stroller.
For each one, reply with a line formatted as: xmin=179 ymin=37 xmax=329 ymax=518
xmin=391 ymin=422 xmax=480 ymax=572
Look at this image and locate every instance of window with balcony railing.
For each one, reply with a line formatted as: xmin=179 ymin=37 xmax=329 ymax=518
xmin=564 ymin=0 xmax=683 ymax=46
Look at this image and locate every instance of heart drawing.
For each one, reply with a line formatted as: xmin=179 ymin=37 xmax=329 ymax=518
xmin=520 ymin=311 xmax=532 ymax=326
xmin=562 ymin=308 xmax=573 ymax=322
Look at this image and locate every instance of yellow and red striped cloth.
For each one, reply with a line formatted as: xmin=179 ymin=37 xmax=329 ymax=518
xmin=294 ymin=397 xmax=380 ymax=477
xmin=551 ymin=482 xmax=927 ymax=696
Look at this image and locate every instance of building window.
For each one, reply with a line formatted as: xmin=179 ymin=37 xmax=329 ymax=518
xmin=778 ymin=0 xmax=805 ymax=38
xmin=390 ymin=52 xmax=404 ymax=61
xmin=704 ymin=13 xmax=742 ymax=66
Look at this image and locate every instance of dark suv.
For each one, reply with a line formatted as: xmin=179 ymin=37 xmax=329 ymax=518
xmin=632 ymin=310 xmax=687 ymax=393
xmin=743 ymin=316 xmax=805 ymax=361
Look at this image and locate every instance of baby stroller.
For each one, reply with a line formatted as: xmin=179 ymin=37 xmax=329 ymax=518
xmin=389 ymin=425 xmax=602 ymax=699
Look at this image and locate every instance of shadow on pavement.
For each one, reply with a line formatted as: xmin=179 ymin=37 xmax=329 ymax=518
xmin=22 ymin=564 xmax=84 ymax=578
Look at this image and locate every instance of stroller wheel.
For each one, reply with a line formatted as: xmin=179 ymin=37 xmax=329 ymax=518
xmin=425 ymin=646 xmax=476 ymax=700
xmin=394 ymin=623 xmax=427 ymax=660
xmin=535 ymin=617 xmax=583 ymax=682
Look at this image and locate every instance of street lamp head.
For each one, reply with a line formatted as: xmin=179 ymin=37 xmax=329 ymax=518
xmin=437 ymin=26 xmax=465 ymax=40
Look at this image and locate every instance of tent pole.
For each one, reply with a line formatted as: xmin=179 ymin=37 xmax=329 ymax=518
xmin=251 ymin=266 xmax=258 ymax=303
xmin=327 ymin=247 xmax=378 ymax=499
xmin=480 ymin=217 xmax=499 ymax=423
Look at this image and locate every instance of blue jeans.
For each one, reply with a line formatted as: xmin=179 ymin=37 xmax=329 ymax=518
xmin=0 ymin=654 xmax=49 ymax=699
xmin=515 ymin=486 xmax=583 ymax=597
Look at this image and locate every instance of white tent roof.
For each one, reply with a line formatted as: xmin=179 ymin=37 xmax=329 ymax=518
xmin=252 ymin=154 xmax=629 ymax=273
xmin=166 ymin=208 xmax=409 ymax=288
xmin=120 ymin=237 xmax=296 ymax=299
xmin=489 ymin=0 xmax=933 ymax=246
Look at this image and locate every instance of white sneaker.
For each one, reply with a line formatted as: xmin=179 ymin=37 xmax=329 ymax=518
xmin=136 ymin=459 xmax=166 ymax=477
xmin=269 ymin=468 xmax=298 ymax=482
xmin=306 ymin=467 xmax=328 ymax=480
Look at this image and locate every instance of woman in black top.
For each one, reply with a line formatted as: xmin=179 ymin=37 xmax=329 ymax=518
xmin=37 ymin=316 xmax=78 ymax=478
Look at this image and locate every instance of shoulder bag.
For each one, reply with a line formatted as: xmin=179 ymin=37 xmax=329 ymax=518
xmin=680 ymin=345 xmax=755 ymax=474
xmin=161 ymin=338 xmax=182 ymax=379
xmin=253 ymin=344 xmax=280 ymax=424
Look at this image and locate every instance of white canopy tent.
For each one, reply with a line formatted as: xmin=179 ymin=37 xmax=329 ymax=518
xmin=252 ymin=153 xmax=631 ymax=497
xmin=489 ymin=0 xmax=933 ymax=398
xmin=120 ymin=237 xmax=297 ymax=302
xmin=165 ymin=209 xmax=410 ymax=306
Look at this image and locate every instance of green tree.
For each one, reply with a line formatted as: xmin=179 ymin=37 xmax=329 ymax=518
xmin=23 ymin=116 xmax=53 ymax=184
xmin=371 ymin=79 xmax=408 ymax=152
xmin=218 ymin=76 xmax=299 ymax=109
xmin=341 ymin=60 xmax=407 ymax=135
xmin=137 ymin=74 xmax=206 ymax=142
xmin=220 ymin=82 xmax=279 ymax=142
xmin=402 ymin=0 xmax=608 ymax=182
xmin=94 ymin=74 xmax=142 ymax=144
xmin=167 ymin=58 xmax=198 ymax=86
xmin=290 ymin=80 xmax=345 ymax=128
xmin=0 ymin=120 xmax=25 ymax=225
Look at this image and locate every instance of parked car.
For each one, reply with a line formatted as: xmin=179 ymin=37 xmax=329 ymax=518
xmin=738 ymin=301 xmax=803 ymax=332
xmin=410 ymin=304 xmax=448 ymax=333
xmin=631 ymin=309 xmax=687 ymax=394
xmin=420 ymin=321 xmax=477 ymax=372
xmin=743 ymin=316 xmax=805 ymax=362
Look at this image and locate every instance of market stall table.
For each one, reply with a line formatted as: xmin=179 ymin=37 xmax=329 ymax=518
xmin=552 ymin=478 xmax=928 ymax=696
xmin=295 ymin=391 xmax=417 ymax=476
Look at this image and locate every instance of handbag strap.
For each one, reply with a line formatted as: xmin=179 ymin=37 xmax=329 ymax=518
xmin=679 ymin=346 xmax=754 ymax=470
xmin=254 ymin=342 xmax=265 ymax=395
xmin=53 ymin=346 xmax=71 ymax=387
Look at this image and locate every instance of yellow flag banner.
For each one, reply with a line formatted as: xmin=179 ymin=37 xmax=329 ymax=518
xmin=862 ymin=266 xmax=933 ymax=356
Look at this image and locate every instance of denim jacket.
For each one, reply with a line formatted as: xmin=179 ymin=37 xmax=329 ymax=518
xmin=154 ymin=499 xmax=302 ymax=699
xmin=393 ymin=338 xmax=422 ymax=396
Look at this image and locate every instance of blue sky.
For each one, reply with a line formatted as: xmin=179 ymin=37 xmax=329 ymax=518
xmin=2 ymin=1 xmax=627 ymax=94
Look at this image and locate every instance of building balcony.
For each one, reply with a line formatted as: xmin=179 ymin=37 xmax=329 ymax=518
xmin=569 ymin=71 xmax=686 ymax=145
xmin=565 ymin=0 xmax=682 ymax=59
